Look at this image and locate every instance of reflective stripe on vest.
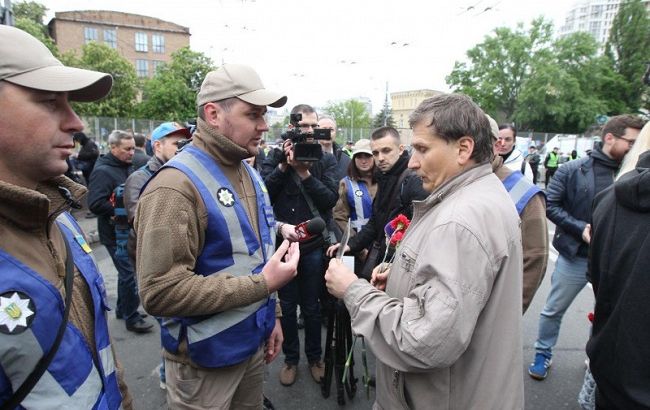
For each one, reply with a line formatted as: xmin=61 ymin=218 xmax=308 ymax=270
xmin=158 ymin=146 xmax=277 ymax=368
xmin=345 ymin=177 xmax=372 ymax=231
xmin=501 ymin=171 xmax=545 ymax=215
xmin=0 ymin=212 xmax=121 ymax=409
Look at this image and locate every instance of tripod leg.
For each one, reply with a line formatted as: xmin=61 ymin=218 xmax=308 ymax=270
xmin=335 ymin=303 xmax=346 ymax=405
xmin=321 ymin=304 xmax=336 ymax=398
xmin=343 ymin=309 xmax=358 ymax=399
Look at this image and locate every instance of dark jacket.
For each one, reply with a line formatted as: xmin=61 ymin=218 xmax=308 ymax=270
xmin=76 ymin=137 xmax=99 ymax=166
xmin=88 ymin=153 xmax=132 ymax=246
xmin=586 ymin=151 xmax=650 ymax=410
xmin=131 ymin=149 xmax=151 ymax=171
xmin=330 ymin=142 xmax=351 ymax=182
xmin=261 ymin=147 xmax=339 ymax=251
xmin=347 ymin=151 xmax=429 ymax=259
xmin=546 ymin=146 xmax=617 ymax=259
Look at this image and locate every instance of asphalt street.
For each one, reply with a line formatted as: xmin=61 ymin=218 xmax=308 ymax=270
xmin=76 ymin=209 xmax=593 ymax=410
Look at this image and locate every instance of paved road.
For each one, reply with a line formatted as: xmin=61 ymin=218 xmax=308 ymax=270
xmin=78 ymin=211 xmax=593 ymax=410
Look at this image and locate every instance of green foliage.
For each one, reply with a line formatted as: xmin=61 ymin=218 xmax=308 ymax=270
xmin=13 ymin=1 xmax=47 ymax=24
xmin=13 ymin=1 xmax=58 ymax=56
xmin=372 ymin=107 xmax=395 ymax=128
xmin=137 ymin=47 xmax=215 ymax=121
xmin=447 ymin=18 xmax=554 ymax=121
xmin=447 ymin=17 xmax=631 ymax=133
xmin=14 ymin=16 xmax=58 ymax=56
xmin=605 ymin=0 xmax=650 ymax=112
xmin=61 ymin=43 xmax=138 ymax=117
xmin=323 ymin=99 xmax=371 ymax=130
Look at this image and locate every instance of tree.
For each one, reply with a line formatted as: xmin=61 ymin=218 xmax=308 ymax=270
xmin=138 ymin=47 xmax=215 ymax=121
xmin=372 ymin=107 xmax=394 ymax=128
xmin=13 ymin=1 xmax=58 ymax=56
xmin=323 ymin=99 xmax=371 ymax=130
xmin=61 ymin=43 xmax=139 ymax=118
xmin=605 ymin=0 xmax=650 ymax=113
xmin=446 ymin=18 xmax=554 ymax=122
xmin=516 ymin=32 xmax=622 ymax=132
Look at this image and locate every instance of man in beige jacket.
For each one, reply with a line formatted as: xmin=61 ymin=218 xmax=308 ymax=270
xmin=326 ymin=93 xmax=524 ymax=409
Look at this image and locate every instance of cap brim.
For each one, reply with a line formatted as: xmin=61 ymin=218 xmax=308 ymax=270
xmin=165 ymin=128 xmax=192 ymax=139
xmin=353 ymin=150 xmax=373 ymax=156
xmin=5 ymin=65 xmax=113 ymax=102
xmin=238 ymin=89 xmax=287 ymax=108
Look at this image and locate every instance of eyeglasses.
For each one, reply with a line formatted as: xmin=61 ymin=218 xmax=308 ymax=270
xmin=616 ymin=135 xmax=635 ymax=147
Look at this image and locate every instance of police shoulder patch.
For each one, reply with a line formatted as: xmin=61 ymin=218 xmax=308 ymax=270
xmin=0 ymin=291 xmax=35 ymax=334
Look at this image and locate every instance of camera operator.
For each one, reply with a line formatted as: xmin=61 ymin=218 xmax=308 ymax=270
xmin=260 ymin=104 xmax=339 ymax=387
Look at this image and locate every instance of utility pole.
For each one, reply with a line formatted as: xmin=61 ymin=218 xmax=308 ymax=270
xmin=1 ymin=0 xmax=14 ymax=26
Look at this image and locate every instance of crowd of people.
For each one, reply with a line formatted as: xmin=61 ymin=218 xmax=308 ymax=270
xmin=1 ymin=25 xmax=649 ymax=410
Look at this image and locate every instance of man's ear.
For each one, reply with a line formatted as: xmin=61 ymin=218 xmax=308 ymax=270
xmin=457 ymin=136 xmax=475 ymax=165
xmin=203 ymin=102 xmax=220 ymax=127
xmin=398 ymin=143 xmax=405 ymax=154
xmin=602 ymin=132 xmax=616 ymax=147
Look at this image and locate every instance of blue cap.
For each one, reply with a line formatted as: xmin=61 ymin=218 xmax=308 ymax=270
xmin=151 ymin=122 xmax=192 ymax=142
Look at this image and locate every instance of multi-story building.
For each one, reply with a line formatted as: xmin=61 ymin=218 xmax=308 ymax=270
xmin=48 ymin=10 xmax=190 ymax=78
xmin=559 ymin=0 xmax=650 ymax=47
xmin=391 ymin=89 xmax=442 ymax=129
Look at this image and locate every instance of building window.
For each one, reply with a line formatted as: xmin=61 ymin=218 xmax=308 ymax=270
xmin=152 ymin=34 xmax=165 ymax=53
xmin=135 ymin=32 xmax=148 ymax=52
xmin=136 ymin=59 xmax=149 ymax=77
xmin=84 ymin=27 xmax=98 ymax=44
xmin=103 ymin=29 xmax=116 ymax=49
xmin=152 ymin=60 xmax=166 ymax=74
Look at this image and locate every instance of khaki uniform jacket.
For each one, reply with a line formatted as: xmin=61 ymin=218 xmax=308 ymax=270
xmin=0 ymin=177 xmax=132 ymax=409
xmin=343 ymin=164 xmax=524 ymax=410
xmin=135 ymin=119 xmax=280 ymax=367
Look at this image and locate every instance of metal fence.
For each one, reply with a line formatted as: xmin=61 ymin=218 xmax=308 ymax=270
xmin=79 ymin=116 xmax=598 ymax=158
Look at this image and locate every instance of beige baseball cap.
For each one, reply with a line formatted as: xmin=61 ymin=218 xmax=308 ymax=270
xmin=352 ymin=139 xmax=373 ymax=157
xmin=197 ymin=63 xmax=287 ymax=108
xmin=486 ymin=114 xmax=499 ymax=140
xmin=0 ymin=25 xmax=112 ymax=102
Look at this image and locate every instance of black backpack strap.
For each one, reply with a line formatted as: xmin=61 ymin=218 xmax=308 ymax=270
xmin=1 ymin=233 xmax=75 ymax=410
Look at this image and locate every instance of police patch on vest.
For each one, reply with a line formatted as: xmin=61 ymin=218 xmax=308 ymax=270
xmin=0 ymin=291 xmax=35 ymax=334
xmin=354 ymin=189 xmax=364 ymax=197
xmin=216 ymin=188 xmax=235 ymax=207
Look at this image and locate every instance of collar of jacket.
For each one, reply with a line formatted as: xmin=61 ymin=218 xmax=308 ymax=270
xmin=0 ymin=176 xmax=86 ymax=232
xmin=418 ymin=162 xmax=493 ymax=208
xmin=192 ymin=117 xmax=253 ymax=166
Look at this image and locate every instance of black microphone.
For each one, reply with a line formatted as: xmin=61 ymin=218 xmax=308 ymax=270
xmin=294 ymin=217 xmax=326 ymax=242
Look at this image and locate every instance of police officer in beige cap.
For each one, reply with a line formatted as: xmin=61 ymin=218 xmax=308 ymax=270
xmin=136 ymin=63 xmax=300 ymax=408
xmin=0 ymin=25 xmax=133 ymax=409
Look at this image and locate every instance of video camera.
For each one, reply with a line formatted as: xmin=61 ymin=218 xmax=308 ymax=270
xmin=280 ymin=113 xmax=331 ymax=162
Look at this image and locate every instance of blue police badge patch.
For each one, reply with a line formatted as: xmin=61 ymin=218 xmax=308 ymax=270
xmin=0 ymin=291 xmax=35 ymax=334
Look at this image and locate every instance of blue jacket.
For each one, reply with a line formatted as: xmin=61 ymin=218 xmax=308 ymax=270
xmin=546 ymin=155 xmax=595 ymax=259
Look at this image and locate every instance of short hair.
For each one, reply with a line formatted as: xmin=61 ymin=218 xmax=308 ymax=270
xmin=409 ymin=93 xmax=493 ymax=163
xmin=107 ymin=130 xmax=133 ymax=146
xmin=498 ymin=124 xmax=517 ymax=137
xmin=318 ymin=115 xmax=337 ymax=128
xmin=197 ymin=97 xmax=240 ymax=121
xmin=370 ymin=126 xmax=401 ymax=144
xmin=602 ymin=114 xmax=646 ymax=138
xmin=133 ymin=133 xmax=146 ymax=148
xmin=617 ymin=121 xmax=650 ymax=179
xmin=291 ymin=104 xmax=317 ymax=118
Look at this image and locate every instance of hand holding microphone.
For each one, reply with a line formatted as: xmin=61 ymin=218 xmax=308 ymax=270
xmin=278 ymin=217 xmax=326 ymax=242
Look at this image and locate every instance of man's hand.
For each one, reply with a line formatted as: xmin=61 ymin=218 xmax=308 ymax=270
xmin=284 ymin=140 xmax=311 ymax=178
xmin=278 ymin=223 xmax=300 ymax=242
xmin=326 ymin=242 xmax=350 ymax=258
xmin=325 ymin=258 xmax=357 ymax=299
xmin=262 ymin=240 xmax=300 ymax=293
xmin=370 ymin=263 xmax=391 ymax=291
xmin=265 ymin=319 xmax=283 ymax=364
xmin=582 ymin=224 xmax=591 ymax=244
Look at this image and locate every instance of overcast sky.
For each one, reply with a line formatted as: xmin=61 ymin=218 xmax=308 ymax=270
xmin=39 ymin=0 xmax=574 ymax=113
